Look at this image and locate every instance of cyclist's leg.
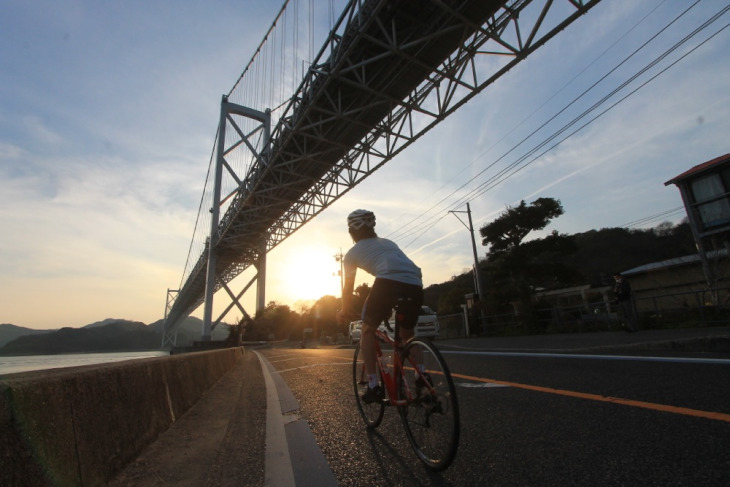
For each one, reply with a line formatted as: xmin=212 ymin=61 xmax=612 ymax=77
xmin=359 ymin=322 xmax=386 ymax=404
xmin=400 ymin=326 xmax=414 ymax=342
xmin=359 ymin=320 xmax=378 ymax=379
xmin=397 ymin=285 xmax=424 ymax=373
xmin=361 ymin=279 xmax=393 ymax=391
xmin=398 ymin=326 xmax=417 ymax=387
xmin=353 ymin=341 xmax=385 ymax=427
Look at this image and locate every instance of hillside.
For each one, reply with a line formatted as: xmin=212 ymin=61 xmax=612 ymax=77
xmin=0 ymin=324 xmax=53 ymax=348
xmin=0 ymin=317 xmax=233 ymax=356
xmin=0 ymin=320 xmax=158 ymax=356
xmin=148 ymin=317 xmax=231 ymax=343
xmin=555 ymin=225 xmax=695 ymax=287
xmin=84 ymin=318 xmax=141 ymax=329
xmin=425 ymin=223 xmax=695 ymax=314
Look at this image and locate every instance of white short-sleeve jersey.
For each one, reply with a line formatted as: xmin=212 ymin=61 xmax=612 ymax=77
xmin=344 ymin=237 xmax=422 ymax=286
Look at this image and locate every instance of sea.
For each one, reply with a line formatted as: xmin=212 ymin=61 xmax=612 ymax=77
xmin=0 ymin=350 xmax=170 ymax=376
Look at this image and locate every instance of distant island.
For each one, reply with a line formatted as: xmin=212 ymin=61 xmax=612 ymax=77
xmin=0 ymin=318 xmax=231 ymax=356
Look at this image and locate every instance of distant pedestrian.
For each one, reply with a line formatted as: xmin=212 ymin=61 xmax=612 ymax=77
xmin=613 ymin=272 xmax=638 ymax=332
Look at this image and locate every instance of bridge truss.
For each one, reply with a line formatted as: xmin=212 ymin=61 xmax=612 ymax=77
xmin=163 ymin=0 xmax=602 ymax=346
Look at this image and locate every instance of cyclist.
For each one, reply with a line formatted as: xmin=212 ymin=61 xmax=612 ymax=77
xmin=336 ymin=209 xmax=424 ymax=403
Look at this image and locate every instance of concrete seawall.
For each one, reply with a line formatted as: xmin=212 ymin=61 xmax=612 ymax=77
xmin=0 ymin=347 xmax=244 ymax=487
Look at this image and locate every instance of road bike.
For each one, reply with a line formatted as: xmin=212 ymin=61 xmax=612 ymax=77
xmin=352 ymin=300 xmax=460 ymax=471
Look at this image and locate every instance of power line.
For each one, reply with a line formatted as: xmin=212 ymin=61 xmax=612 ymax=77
xmin=388 ymin=0 xmax=691 ymax=245
xmin=392 ymin=3 xmax=729 ymax=251
xmin=622 ymin=206 xmax=685 ymax=228
xmin=445 ymin=2 xmax=721 ymax=213
xmin=459 ymin=6 xmax=730 ymax=208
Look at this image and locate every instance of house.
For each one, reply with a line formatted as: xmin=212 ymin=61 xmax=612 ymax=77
xmin=622 ymin=249 xmax=730 ymax=313
xmin=665 ymin=153 xmax=730 ymax=288
xmin=537 ymin=154 xmax=730 ymax=317
xmin=522 ymin=155 xmax=730 ymax=326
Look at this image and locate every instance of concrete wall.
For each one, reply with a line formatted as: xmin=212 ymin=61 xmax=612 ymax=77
xmin=0 ymin=347 xmax=244 ymax=487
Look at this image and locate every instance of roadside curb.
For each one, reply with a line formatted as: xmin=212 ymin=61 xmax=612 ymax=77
xmin=573 ymin=335 xmax=730 ymax=354
xmin=254 ymin=351 xmax=339 ymax=487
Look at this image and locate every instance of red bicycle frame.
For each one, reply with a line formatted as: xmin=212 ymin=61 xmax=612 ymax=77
xmin=372 ymin=327 xmax=421 ymax=406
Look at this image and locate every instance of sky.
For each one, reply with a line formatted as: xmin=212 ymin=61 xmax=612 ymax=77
xmin=1 ymin=0 xmax=729 ymax=330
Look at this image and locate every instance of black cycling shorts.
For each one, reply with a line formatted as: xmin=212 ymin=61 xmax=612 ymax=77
xmin=361 ymin=278 xmax=423 ymax=330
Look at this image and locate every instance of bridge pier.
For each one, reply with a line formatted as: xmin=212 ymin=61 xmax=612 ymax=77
xmin=256 ymin=238 xmax=266 ymax=313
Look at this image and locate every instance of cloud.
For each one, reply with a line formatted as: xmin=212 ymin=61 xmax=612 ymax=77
xmin=20 ymin=115 xmax=67 ymax=147
xmin=2 ymin=0 xmax=729 ymax=329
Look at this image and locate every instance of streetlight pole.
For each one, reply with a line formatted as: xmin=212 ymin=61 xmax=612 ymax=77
xmin=449 ymin=202 xmax=485 ymax=334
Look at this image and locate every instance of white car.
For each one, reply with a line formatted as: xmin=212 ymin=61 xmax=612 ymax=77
xmin=385 ymin=306 xmax=440 ymax=339
xmin=348 ymin=320 xmax=362 ymax=344
xmin=414 ymin=306 xmax=440 ymax=338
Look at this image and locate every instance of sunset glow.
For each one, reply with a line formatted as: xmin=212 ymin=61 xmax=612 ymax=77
xmin=273 ymin=246 xmax=344 ymax=305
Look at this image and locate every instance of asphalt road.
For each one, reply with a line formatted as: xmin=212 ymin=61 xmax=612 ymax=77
xmin=110 ymin=328 xmax=730 ymax=486
xmin=259 ymin=336 xmax=730 ymax=486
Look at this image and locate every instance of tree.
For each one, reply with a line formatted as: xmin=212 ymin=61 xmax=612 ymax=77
xmin=424 ymin=272 xmax=474 ymax=314
xmin=241 ymin=301 xmax=304 ymax=341
xmin=225 ymin=319 xmax=244 ymax=345
xmin=479 ymin=197 xmax=575 ymax=328
xmin=311 ymin=295 xmax=340 ymax=337
xmin=437 ymin=285 xmax=473 ymax=314
xmin=480 ymin=198 xmax=564 ymax=255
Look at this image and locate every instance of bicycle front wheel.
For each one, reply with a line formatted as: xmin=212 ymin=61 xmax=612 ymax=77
xmin=352 ymin=343 xmax=385 ymax=428
xmin=399 ymin=338 xmax=460 ymax=470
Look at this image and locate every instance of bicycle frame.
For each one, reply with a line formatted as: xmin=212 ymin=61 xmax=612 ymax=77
xmin=353 ymin=311 xmax=461 ymax=470
xmin=372 ymin=326 xmax=434 ymax=406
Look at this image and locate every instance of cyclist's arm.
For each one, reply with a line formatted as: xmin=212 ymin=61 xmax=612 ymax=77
xmin=337 ymin=265 xmax=357 ymax=324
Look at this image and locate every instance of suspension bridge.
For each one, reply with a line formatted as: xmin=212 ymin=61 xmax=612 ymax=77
xmin=161 ymin=0 xmax=603 ymax=346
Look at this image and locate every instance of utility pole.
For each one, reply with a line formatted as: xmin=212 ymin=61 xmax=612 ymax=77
xmin=334 ymin=249 xmax=344 ymax=296
xmin=449 ymin=202 xmax=485 ymax=334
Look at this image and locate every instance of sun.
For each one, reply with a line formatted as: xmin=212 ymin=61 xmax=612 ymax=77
xmin=272 ymin=246 xmax=343 ymax=304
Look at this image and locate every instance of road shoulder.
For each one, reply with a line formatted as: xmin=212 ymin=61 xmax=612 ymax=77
xmin=108 ymin=352 xmax=266 ymax=487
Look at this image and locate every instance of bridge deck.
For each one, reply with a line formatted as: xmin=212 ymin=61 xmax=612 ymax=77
xmin=169 ymin=0 xmax=505 ymax=325
xmin=165 ymin=0 xmax=603 ymax=332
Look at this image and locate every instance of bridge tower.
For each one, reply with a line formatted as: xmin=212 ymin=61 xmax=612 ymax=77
xmin=200 ymin=97 xmax=271 ymax=340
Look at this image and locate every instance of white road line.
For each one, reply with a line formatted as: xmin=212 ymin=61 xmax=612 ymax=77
xmin=254 ymin=351 xmax=296 ymax=487
xmin=442 ymin=350 xmax=730 ymax=365
xmin=277 ymin=361 xmax=352 ymax=374
xmin=457 ymin=382 xmax=510 ymax=388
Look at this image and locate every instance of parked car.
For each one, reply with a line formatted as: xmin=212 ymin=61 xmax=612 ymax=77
xmin=348 ymin=320 xmax=362 ymax=344
xmin=385 ymin=306 xmax=440 ymax=339
xmin=414 ymin=306 xmax=440 ymax=338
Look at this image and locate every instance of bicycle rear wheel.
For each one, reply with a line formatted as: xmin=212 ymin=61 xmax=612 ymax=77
xmin=352 ymin=343 xmax=385 ymax=428
xmin=399 ymin=338 xmax=459 ymax=470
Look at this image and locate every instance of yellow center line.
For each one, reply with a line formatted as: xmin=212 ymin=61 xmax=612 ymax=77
xmin=451 ymin=372 xmax=730 ymax=423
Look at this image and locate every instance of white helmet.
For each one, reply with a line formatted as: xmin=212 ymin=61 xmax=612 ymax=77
xmin=347 ymin=209 xmax=376 ymax=230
